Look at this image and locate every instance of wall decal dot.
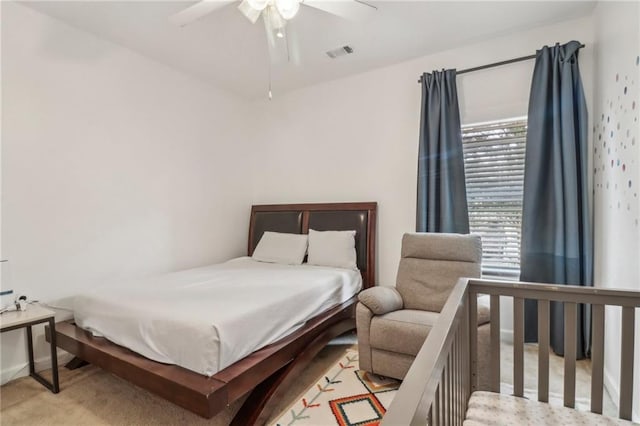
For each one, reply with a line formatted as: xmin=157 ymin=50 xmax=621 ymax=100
xmin=616 ymin=74 xmax=619 ymax=81
xmin=611 ymin=159 xmax=614 ymax=167
xmin=623 ymin=164 xmax=626 ymax=171
xmin=617 ymin=123 xmax=620 ymax=130
xmin=624 ymin=86 xmax=627 ymax=94
xmin=629 ymin=180 xmax=633 ymax=188
xmin=602 ymin=113 xmax=605 ymax=120
xmin=637 ymin=55 xmax=639 ymax=65
xmin=607 ymin=116 xmax=610 ymax=122
xmin=633 ymin=101 xmax=636 ymax=109
xmin=611 ymin=131 xmax=614 ymax=137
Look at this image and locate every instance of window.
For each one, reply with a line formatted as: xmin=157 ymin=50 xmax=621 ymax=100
xmin=461 ymin=118 xmax=527 ymax=279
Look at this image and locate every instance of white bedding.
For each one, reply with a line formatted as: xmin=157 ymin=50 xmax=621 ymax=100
xmin=74 ymin=257 xmax=362 ymax=376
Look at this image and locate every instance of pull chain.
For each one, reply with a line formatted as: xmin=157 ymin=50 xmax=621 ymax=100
xmin=268 ymin=45 xmax=273 ymax=100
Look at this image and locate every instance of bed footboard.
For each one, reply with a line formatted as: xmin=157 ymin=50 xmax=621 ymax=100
xmin=383 ymin=279 xmax=640 ymax=425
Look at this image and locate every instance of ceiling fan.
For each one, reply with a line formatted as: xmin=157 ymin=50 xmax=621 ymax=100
xmin=170 ymin=0 xmax=377 ymax=98
xmin=170 ymin=1 xmax=377 ymax=31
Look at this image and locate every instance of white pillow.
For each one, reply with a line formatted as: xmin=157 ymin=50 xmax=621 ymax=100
xmin=307 ymin=229 xmax=358 ymax=270
xmin=252 ymin=232 xmax=308 ymax=265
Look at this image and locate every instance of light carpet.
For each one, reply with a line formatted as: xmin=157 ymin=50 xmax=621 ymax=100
xmin=0 ymin=342 xmax=352 ymax=425
xmin=1 ymin=339 xmax=617 ymax=425
xmin=271 ymin=350 xmax=400 ymax=426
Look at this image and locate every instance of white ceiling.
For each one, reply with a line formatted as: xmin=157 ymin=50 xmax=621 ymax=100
xmin=22 ymin=1 xmax=596 ymax=99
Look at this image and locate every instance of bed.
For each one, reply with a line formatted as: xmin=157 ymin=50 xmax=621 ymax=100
xmin=46 ymin=202 xmax=377 ymax=424
xmin=382 ymin=278 xmax=639 ymax=425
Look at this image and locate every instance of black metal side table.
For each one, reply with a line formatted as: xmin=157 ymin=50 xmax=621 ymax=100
xmin=0 ymin=305 xmax=59 ymax=393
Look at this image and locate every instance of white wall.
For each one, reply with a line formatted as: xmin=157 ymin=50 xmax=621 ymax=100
xmin=592 ymin=1 xmax=640 ymax=421
xmin=0 ymin=2 xmax=252 ymax=383
xmin=250 ymin=16 xmax=595 ymax=339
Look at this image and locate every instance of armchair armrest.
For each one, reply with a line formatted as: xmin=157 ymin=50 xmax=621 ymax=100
xmin=358 ymin=286 xmax=404 ymax=315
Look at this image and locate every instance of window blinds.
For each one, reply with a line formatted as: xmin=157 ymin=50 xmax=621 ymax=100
xmin=462 ymin=118 xmax=527 ymax=278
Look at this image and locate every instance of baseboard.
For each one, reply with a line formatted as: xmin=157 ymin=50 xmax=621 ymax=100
xmin=1 ymin=351 xmax=73 ymax=385
xmin=500 ymin=328 xmax=513 ymax=343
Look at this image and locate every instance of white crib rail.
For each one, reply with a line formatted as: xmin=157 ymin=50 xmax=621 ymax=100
xmin=382 ymin=278 xmax=640 ymax=425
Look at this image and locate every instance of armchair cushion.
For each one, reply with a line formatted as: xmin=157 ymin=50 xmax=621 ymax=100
xmin=396 ymin=233 xmax=482 ymax=312
xmin=358 ymin=286 xmax=404 ymax=315
xmin=370 ymin=309 xmax=440 ymax=356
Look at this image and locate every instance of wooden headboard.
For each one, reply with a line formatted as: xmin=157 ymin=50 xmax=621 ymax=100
xmin=248 ymin=202 xmax=377 ymax=289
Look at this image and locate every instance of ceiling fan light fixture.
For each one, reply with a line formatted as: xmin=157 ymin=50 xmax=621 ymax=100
xmin=265 ymin=4 xmax=286 ymax=31
xmin=275 ymin=0 xmax=300 ymax=20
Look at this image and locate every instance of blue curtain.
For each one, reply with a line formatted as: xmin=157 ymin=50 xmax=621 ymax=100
xmin=521 ymin=41 xmax=592 ymax=358
xmin=416 ymin=70 xmax=469 ymax=233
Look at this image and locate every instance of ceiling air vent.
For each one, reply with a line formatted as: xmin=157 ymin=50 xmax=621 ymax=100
xmin=326 ymin=45 xmax=354 ymax=59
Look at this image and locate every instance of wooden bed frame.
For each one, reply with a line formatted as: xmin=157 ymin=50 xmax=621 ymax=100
xmin=47 ymin=202 xmax=377 ymax=424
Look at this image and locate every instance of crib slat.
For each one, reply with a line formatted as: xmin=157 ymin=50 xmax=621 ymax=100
xmin=440 ymin=370 xmax=446 ymax=425
xmin=454 ymin=334 xmax=459 ymax=426
xmin=537 ymin=299 xmax=550 ymax=402
xmin=450 ymin=353 xmax=454 ymax=426
xmin=440 ymin=368 xmax=445 ymax=426
xmin=448 ymin=355 xmax=453 ymax=426
xmin=469 ymin=291 xmax=478 ymax=392
xmin=564 ymin=302 xmax=577 ymax=408
xmin=446 ymin=356 xmax=451 ymax=426
xmin=591 ymin=304 xmax=605 ymax=414
xmin=434 ymin=385 xmax=440 ymax=426
xmin=463 ymin=296 xmax=470 ymax=412
xmin=456 ymin=330 xmax=461 ymax=426
xmin=513 ymin=297 xmax=524 ymax=397
xmin=619 ymin=307 xmax=635 ymax=420
xmin=490 ymin=295 xmax=501 ymax=392
xmin=452 ymin=335 xmax=456 ymax=426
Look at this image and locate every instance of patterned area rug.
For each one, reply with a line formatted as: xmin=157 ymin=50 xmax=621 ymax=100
xmin=271 ymin=350 xmax=401 ymax=426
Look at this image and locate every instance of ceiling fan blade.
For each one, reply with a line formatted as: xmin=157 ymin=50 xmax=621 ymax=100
xmin=169 ymin=0 xmax=235 ymax=27
xmin=303 ymin=0 xmax=377 ymax=21
xmin=238 ymin=0 xmax=262 ymax=24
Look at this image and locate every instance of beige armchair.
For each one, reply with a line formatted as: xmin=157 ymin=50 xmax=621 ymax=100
xmin=357 ymin=232 xmax=490 ymax=386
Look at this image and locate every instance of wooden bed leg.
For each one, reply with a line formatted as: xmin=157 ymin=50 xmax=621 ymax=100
xmin=65 ymin=357 xmax=89 ymax=370
xmin=231 ymin=318 xmax=356 ymax=426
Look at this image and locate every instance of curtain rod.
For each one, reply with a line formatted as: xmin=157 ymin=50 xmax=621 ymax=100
xmin=417 ymin=43 xmax=585 ymax=83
